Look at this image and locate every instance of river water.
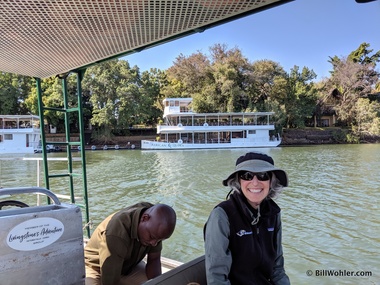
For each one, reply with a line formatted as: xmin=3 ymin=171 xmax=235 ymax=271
xmin=1 ymin=144 xmax=379 ymax=284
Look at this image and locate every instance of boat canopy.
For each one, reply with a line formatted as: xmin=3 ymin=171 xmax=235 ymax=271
xmin=0 ymin=115 xmax=40 ymax=120
xmin=0 ymin=115 xmax=40 ymax=128
xmin=0 ymin=0 xmax=293 ymax=79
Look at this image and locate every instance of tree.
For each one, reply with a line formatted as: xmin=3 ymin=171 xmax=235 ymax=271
xmin=246 ymin=60 xmax=287 ymax=111
xmin=348 ymin=42 xmax=380 ymax=65
xmin=273 ymin=66 xmax=318 ymax=128
xmin=82 ymin=59 xmax=164 ymax=141
xmin=325 ymin=58 xmax=378 ymax=126
xmin=25 ymin=74 xmax=81 ymax=132
xmin=355 ymin=98 xmax=380 ymax=137
xmin=207 ymin=44 xmax=251 ymax=112
xmin=83 ymin=60 xmax=133 ymax=140
xmin=164 ymin=44 xmax=319 ymax=130
xmin=139 ymin=68 xmax=168 ymax=125
xmin=167 ymin=44 xmax=252 ymax=113
xmin=328 ymin=42 xmax=380 ymax=78
xmin=166 ymin=51 xmax=211 ymax=96
xmin=0 ymin=72 xmax=32 ymax=115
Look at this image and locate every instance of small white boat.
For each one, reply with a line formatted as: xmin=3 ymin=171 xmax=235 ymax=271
xmin=141 ymin=98 xmax=281 ymax=150
xmin=0 ymin=115 xmax=41 ymax=154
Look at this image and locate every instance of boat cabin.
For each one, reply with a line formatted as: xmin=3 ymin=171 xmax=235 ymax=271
xmin=0 ymin=115 xmax=41 ymax=154
xmin=163 ymin=98 xmax=194 ymax=117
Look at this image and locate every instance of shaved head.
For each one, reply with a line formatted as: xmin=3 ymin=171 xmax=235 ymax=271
xmin=138 ymin=204 xmax=176 ymax=246
xmin=146 ymin=204 xmax=176 ymax=236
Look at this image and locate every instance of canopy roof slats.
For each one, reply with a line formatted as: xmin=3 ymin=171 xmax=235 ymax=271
xmin=0 ymin=0 xmax=292 ymax=79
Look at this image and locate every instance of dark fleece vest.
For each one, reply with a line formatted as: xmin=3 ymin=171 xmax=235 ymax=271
xmin=218 ymin=191 xmax=281 ymax=285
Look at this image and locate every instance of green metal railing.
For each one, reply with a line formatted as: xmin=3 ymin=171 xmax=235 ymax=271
xmin=35 ymin=70 xmax=91 ymax=238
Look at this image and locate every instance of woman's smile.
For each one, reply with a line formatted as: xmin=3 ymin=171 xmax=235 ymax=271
xmin=241 ymin=176 xmax=270 ymax=208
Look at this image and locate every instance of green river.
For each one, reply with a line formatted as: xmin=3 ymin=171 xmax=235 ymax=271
xmin=1 ymin=144 xmax=379 ymax=284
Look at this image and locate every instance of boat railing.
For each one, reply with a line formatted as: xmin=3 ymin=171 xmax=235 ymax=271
xmin=0 ymin=125 xmax=40 ymax=130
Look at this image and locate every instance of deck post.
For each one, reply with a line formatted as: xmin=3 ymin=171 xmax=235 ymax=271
xmin=35 ymin=77 xmax=50 ymax=190
xmin=76 ymin=70 xmax=91 ymax=238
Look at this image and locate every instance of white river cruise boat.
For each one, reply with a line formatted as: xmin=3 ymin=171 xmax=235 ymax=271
xmin=0 ymin=115 xmax=41 ymax=154
xmin=141 ymin=98 xmax=281 ymax=150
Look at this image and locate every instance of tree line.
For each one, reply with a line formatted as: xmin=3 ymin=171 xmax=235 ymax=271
xmin=0 ymin=42 xmax=379 ymax=143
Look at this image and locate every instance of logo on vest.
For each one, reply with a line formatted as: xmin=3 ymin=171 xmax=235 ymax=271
xmin=236 ymin=229 xmax=253 ymax=237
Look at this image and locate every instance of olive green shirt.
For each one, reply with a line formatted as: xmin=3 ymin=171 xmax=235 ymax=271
xmin=84 ymin=202 xmax=162 ymax=285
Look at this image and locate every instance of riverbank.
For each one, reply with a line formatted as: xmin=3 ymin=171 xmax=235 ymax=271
xmin=94 ymin=128 xmax=380 ymax=148
xmin=46 ymin=128 xmax=380 ymax=150
xmin=281 ymin=128 xmax=380 ymax=145
xmin=281 ymin=128 xmax=341 ymax=145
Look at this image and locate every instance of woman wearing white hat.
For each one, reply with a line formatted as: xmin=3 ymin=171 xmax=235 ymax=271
xmin=204 ymin=152 xmax=290 ymax=285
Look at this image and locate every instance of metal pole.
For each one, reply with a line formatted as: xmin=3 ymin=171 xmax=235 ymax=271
xmin=37 ymin=160 xmax=41 ymax=205
xmin=76 ymin=70 xmax=91 ymax=238
xmin=35 ymin=77 xmax=50 ymax=190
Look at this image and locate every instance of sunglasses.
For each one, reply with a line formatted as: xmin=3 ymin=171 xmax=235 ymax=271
xmin=239 ymin=171 xmax=270 ymax=181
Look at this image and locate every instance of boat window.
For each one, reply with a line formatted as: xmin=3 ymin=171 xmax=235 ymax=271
xmin=175 ymin=101 xmax=179 ymax=106
xmin=248 ymin=130 xmax=256 ymax=134
xmin=0 ymin=135 xmax=2 ymax=142
xmin=232 ymin=131 xmax=243 ymax=138
xmin=4 ymin=134 xmax=13 ymax=140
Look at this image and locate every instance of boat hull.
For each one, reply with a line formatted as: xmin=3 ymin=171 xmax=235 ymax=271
xmin=141 ymin=139 xmax=281 ymax=150
xmin=0 ymin=131 xmax=40 ymax=154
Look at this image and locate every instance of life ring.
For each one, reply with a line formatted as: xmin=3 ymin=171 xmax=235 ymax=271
xmin=178 ymin=139 xmax=183 ymax=144
xmin=77 ymin=146 xmax=81 ymax=151
xmin=178 ymin=123 xmax=183 ymax=127
xmin=131 ymin=144 xmax=135 ymax=149
xmin=203 ymin=123 xmax=208 ymax=127
xmin=103 ymin=145 xmax=108 ymax=150
xmin=91 ymin=145 xmax=96 ymax=150
xmin=0 ymin=200 xmax=29 ymax=210
xmin=115 ymin=145 xmax=120 ymax=150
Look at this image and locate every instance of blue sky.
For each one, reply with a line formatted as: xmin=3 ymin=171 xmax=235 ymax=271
xmin=123 ymin=0 xmax=380 ymax=81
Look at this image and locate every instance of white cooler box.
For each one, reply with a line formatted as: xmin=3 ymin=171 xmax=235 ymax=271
xmin=0 ymin=187 xmax=85 ymax=285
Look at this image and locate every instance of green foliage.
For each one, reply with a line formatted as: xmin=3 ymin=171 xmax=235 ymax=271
xmin=1 ymin=41 xmax=379 ymax=144
xmin=167 ymin=44 xmax=252 ymax=113
xmin=331 ymin=129 xmax=348 ymax=143
xmin=82 ymin=59 xmax=164 ymax=141
xmin=166 ymin=45 xmax=319 ymax=131
xmin=324 ymin=43 xmax=380 ymax=132
xmin=348 ymin=42 xmax=380 ymax=65
xmin=275 ymin=66 xmax=318 ymax=128
xmin=0 ymin=72 xmax=32 ymax=114
xmin=356 ymin=98 xmax=380 ymax=136
xmin=346 ymin=131 xmax=360 ymax=144
xmin=247 ymin=60 xmax=287 ymax=108
xmin=90 ymin=128 xmax=114 ymax=144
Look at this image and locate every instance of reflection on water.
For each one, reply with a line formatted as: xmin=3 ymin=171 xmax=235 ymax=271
xmin=1 ymin=144 xmax=379 ymax=284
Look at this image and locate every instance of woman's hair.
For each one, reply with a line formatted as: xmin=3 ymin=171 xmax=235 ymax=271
xmin=226 ymin=172 xmax=284 ymax=199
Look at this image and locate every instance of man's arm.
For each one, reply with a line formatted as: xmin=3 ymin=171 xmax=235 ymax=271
xmin=100 ymin=235 xmax=126 ymax=285
xmin=145 ymin=250 xmax=162 ymax=279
